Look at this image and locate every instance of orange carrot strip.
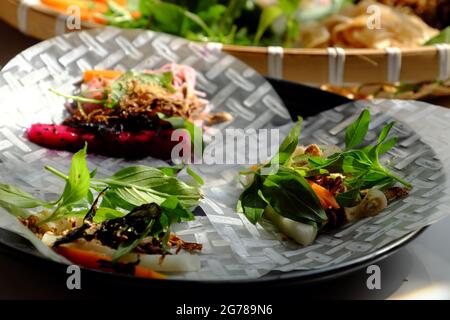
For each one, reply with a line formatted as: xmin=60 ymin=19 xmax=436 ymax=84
xmin=94 ymin=0 xmax=127 ymax=6
xmin=308 ymin=181 xmax=340 ymax=209
xmin=83 ymin=70 xmax=124 ymax=82
xmin=54 ymin=246 xmax=166 ymax=280
xmin=41 ymin=0 xmax=108 ymax=13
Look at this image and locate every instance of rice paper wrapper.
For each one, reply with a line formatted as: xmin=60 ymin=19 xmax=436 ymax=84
xmin=0 ymin=27 xmax=449 ymax=281
xmin=0 ymin=28 xmax=290 ymax=280
xmin=197 ymin=100 xmax=450 ymax=275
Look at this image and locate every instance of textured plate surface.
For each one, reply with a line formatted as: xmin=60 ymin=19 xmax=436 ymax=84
xmin=0 ymin=28 xmax=448 ymax=283
xmin=198 ymin=101 xmax=448 ymax=277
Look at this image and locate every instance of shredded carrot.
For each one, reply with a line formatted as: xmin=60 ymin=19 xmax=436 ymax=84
xmin=83 ymin=70 xmax=124 ymax=82
xmin=54 ymin=245 xmax=166 ymax=279
xmin=41 ymin=0 xmax=109 ymax=12
xmin=308 ymin=181 xmax=340 ymax=209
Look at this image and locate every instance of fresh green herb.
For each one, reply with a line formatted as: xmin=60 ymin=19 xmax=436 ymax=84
xmin=0 ymin=184 xmax=47 ymax=209
xmin=1 ymin=145 xmax=201 ymax=225
xmin=269 ymin=117 xmax=302 ymax=167
xmin=186 ymin=167 xmax=204 ymax=185
xmin=308 ymin=110 xmax=411 ymax=189
xmin=239 ymin=175 xmax=267 ymax=224
xmin=49 ymin=88 xmax=105 ymax=105
xmin=158 ymin=114 xmax=204 ymax=151
xmin=240 ymin=118 xmax=326 ymax=228
xmin=345 ymin=109 xmax=370 ymax=150
xmin=106 ymin=71 xmax=176 ymax=108
xmin=425 ymin=26 xmax=450 ymax=45
xmin=111 ymin=196 xmax=194 ymax=262
xmin=239 ymin=108 xmax=412 ymax=230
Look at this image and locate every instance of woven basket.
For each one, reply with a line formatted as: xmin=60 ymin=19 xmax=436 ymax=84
xmin=1 ymin=0 xmax=449 ymax=86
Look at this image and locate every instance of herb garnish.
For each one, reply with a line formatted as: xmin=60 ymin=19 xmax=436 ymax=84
xmin=239 ymin=108 xmax=411 ymax=230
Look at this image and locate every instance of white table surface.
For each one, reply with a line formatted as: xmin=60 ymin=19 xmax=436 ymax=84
xmin=0 ymin=20 xmax=450 ymax=300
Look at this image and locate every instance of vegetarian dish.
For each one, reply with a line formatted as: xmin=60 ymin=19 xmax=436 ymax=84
xmin=27 ymin=64 xmax=230 ymax=159
xmin=239 ymin=109 xmax=411 ymax=245
xmin=0 ymin=146 xmax=204 ymax=278
xmin=39 ymin=0 xmax=449 ymax=48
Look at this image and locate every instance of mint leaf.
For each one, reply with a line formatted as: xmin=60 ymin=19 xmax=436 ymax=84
xmin=259 ymin=167 xmax=326 ymax=226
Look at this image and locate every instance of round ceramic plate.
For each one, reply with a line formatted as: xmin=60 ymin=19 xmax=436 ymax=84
xmin=0 ymin=28 xmax=445 ymax=284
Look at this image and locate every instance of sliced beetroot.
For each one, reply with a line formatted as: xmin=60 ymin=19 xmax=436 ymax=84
xmin=27 ymin=124 xmax=189 ymax=160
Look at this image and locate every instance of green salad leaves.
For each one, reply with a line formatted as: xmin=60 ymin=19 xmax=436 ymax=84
xmin=240 ymin=117 xmax=327 ymax=229
xmin=0 ymin=145 xmax=202 ymax=231
xmin=239 ymin=108 xmax=411 ymax=229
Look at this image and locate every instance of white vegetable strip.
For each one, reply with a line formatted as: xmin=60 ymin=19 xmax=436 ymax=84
xmin=264 ymin=206 xmax=317 ymax=246
xmin=63 ymin=240 xmax=200 ymax=273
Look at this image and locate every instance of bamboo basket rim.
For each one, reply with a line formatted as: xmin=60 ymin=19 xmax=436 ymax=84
xmin=5 ymin=0 xmax=439 ymax=57
xmin=1 ymin=0 xmax=448 ymax=87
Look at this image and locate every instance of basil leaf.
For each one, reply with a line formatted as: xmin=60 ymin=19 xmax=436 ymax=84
xmin=259 ymin=167 xmax=327 ymax=226
xmin=345 ymin=109 xmax=370 ymax=149
xmin=270 ymin=118 xmax=303 ymax=167
xmin=160 ymin=196 xmax=195 ymax=222
xmin=100 ymin=166 xmax=201 ymax=208
xmin=59 ymin=145 xmax=90 ymax=207
xmin=0 ymin=184 xmax=46 ymax=208
xmin=158 ymin=166 xmax=184 ymax=177
xmin=0 ymin=200 xmax=28 ymax=217
xmin=240 ymin=175 xmax=267 ymax=224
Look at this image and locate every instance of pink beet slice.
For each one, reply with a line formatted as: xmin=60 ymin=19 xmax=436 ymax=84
xmin=27 ymin=124 xmax=187 ymax=160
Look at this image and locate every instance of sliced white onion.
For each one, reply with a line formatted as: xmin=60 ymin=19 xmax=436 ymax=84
xmin=264 ymin=206 xmax=317 ymax=246
xmin=345 ymin=188 xmax=388 ymax=222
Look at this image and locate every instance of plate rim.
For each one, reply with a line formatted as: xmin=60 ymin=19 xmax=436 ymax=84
xmin=0 ymin=226 xmax=426 ymax=286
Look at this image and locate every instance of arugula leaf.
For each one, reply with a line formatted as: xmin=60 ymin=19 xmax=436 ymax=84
xmin=239 ymin=175 xmax=267 ymax=224
xmin=106 ymin=71 xmax=175 ymax=108
xmin=345 ymin=109 xmax=370 ymax=149
xmin=0 ymin=184 xmax=46 ymax=208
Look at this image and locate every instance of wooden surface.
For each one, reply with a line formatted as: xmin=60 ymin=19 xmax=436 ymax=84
xmin=0 ymin=0 xmax=448 ymax=85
